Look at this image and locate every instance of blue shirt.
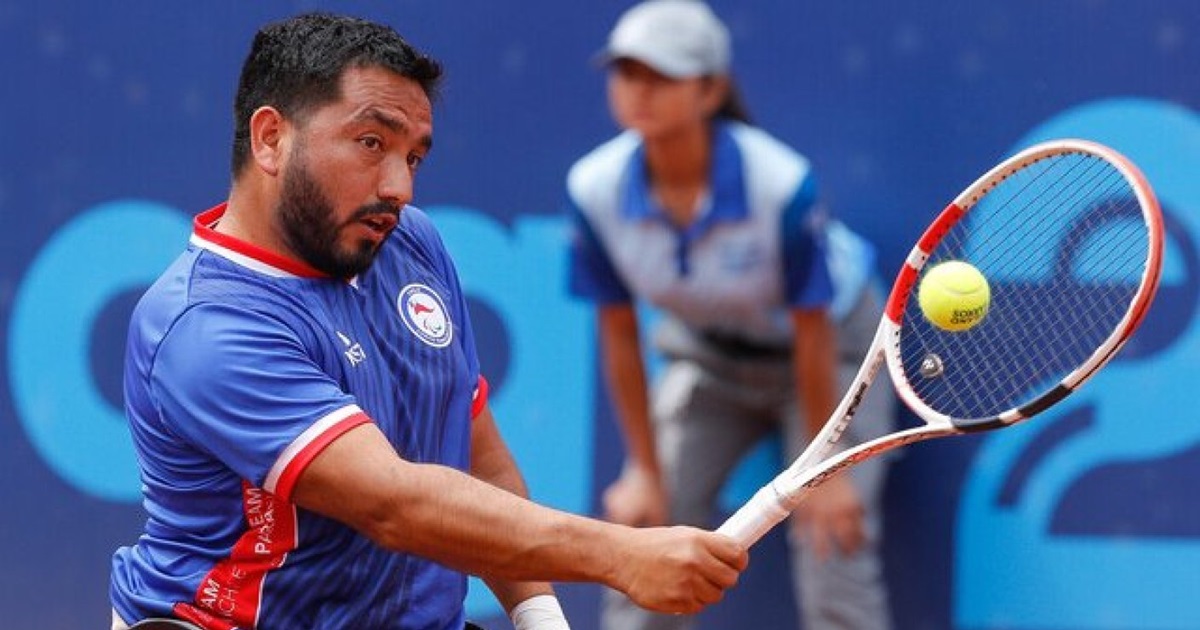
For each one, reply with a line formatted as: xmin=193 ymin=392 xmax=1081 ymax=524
xmin=567 ymin=121 xmax=862 ymax=346
xmin=111 ymin=204 xmax=484 ymax=629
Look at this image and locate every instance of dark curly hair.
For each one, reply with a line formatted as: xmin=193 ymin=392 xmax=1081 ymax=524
xmin=230 ymin=12 xmax=443 ymax=177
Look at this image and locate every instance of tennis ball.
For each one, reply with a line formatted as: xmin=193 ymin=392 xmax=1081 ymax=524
xmin=917 ymin=261 xmax=990 ymax=332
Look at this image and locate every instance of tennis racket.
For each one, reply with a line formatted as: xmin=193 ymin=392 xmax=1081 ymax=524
xmin=717 ymin=138 xmax=1164 ymax=546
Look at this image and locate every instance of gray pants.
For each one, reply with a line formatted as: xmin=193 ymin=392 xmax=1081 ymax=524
xmin=602 ymin=292 xmax=894 ymax=630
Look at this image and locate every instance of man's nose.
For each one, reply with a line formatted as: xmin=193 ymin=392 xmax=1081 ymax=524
xmin=378 ymin=157 xmax=414 ymax=208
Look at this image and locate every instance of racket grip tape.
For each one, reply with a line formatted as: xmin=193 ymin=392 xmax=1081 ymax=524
xmin=715 ymin=484 xmax=791 ymax=547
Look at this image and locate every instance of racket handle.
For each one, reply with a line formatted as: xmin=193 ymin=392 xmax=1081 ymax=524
xmin=715 ymin=484 xmax=791 ymax=547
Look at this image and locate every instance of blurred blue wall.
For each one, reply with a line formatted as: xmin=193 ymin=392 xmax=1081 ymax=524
xmin=2 ymin=2 xmax=1197 ymax=628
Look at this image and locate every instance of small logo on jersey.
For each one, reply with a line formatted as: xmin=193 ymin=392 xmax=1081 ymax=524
xmin=719 ymin=241 xmax=766 ymax=274
xmin=397 ymin=283 xmax=453 ymax=348
xmin=337 ymin=331 xmax=367 ymax=366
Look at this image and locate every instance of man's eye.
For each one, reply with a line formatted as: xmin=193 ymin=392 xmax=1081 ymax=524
xmin=407 ymin=153 xmax=424 ymax=169
xmin=360 ymin=137 xmax=383 ymax=151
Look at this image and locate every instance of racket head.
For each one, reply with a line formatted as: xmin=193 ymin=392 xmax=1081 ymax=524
xmin=883 ymin=139 xmax=1164 ymax=431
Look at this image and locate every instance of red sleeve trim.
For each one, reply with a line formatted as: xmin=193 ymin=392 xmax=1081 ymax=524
xmin=268 ymin=408 xmax=371 ymax=502
xmin=471 ymin=375 xmax=489 ymax=419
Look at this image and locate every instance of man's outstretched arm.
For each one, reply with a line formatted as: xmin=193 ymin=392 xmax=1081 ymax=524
xmin=291 ymin=417 xmax=748 ymax=614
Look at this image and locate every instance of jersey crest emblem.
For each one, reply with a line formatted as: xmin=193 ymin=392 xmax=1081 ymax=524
xmin=397 ymin=283 xmax=453 ymax=348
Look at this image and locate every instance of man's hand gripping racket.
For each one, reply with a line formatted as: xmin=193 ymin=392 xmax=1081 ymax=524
xmin=719 ymin=139 xmax=1165 ymax=546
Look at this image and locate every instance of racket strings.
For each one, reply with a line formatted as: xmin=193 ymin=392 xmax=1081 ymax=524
xmin=925 ymin=162 xmax=1094 ymax=413
xmin=900 ymin=151 xmax=1150 ymax=420
xmin=988 ymin=155 xmax=1138 ymax=380
xmin=970 ymin=155 xmax=1125 ymax=281
xmin=977 ymin=158 xmax=1139 ymax=385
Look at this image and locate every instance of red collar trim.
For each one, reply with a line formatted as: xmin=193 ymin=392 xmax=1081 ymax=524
xmin=192 ymin=203 xmax=329 ymax=279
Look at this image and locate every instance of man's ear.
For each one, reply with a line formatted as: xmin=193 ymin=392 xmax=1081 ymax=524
xmin=248 ymin=106 xmax=288 ymax=177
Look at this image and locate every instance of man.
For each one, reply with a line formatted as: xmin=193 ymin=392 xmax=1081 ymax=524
xmin=109 ymin=12 xmax=746 ymax=630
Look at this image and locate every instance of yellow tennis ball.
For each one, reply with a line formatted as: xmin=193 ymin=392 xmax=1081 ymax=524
xmin=917 ymin=261 xmax=990 ymax=331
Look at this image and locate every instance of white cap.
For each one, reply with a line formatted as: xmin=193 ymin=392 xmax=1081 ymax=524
xmin=601 ymin=0 xmax=731 ymax=79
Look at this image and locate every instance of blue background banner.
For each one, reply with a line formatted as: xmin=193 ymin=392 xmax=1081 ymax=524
xmin=2 ymin=2 xmax=1197 ymax=628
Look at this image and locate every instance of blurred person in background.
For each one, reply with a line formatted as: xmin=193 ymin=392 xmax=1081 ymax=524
xmin=564 ymin=1 xmax=895 ymax=628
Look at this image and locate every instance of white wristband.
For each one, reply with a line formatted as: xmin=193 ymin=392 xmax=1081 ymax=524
xmin=510 ymin=594 xmax=570 ymax=630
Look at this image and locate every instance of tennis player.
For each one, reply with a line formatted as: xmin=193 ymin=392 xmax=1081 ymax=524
xmin=565 ymin=2 xmax=894 ymax=628
xmin=109 ymin=12 xmax=746 ymax=630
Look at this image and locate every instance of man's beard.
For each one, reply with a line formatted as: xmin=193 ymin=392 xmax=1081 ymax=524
xmin=276 ymin=153 xmax=397 ymax=279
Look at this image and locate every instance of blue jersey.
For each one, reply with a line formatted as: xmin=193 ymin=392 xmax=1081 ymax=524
xmin=566 ymin=120 xmax=848 ymax=347
xmin=111 ymin=204 xmax=485 ymax=630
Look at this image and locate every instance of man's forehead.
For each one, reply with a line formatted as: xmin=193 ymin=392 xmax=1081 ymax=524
xmin=337 ymin=66 xmax=433 ymax=125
